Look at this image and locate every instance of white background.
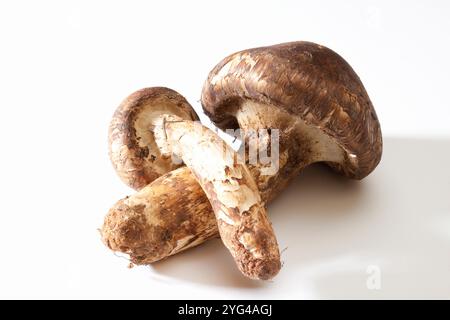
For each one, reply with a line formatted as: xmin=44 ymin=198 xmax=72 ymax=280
xmin=0 ymin=0 xmax=449 ymax=299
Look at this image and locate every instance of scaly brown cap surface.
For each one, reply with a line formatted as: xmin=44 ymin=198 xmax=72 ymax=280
xmin=201 ymin=41 xmax=382 ymax=179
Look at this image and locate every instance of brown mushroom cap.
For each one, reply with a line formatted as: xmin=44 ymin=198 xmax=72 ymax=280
xmin=109 ymin=87 xmax=198 ymax=190
xmin=201 ymin=41 xmax=382 ymax=179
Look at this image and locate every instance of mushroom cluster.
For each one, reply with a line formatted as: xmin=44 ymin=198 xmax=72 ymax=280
xmin=100 ymin=41 xmax=382 ymax=280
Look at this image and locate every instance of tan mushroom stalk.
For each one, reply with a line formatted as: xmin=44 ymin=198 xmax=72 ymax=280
xmin=161 ymin=117 xmax=280 ymax=280
xmin=102 ymin=167 xmax=217 ymax=264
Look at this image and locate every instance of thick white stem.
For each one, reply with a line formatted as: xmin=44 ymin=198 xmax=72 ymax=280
xmin=163 ymin=118 xmax=281 ymax=280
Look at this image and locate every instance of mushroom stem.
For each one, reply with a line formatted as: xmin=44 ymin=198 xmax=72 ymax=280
xmin=101 ymin=167 xmax=217 ymax=264
xmin=162 ymin=118 xmax=281 ymax=280
xmin=233 ymin=100 xmax=345 ymax=203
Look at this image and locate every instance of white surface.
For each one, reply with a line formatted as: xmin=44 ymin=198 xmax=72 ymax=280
xmin=0 ymin=0 xmax=449 ymax=299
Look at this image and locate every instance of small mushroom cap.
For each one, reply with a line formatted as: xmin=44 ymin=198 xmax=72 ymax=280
xmin=109 ymin=87 xmax=198 ymax=190
xmin=201 ymin=41 xmax=382 ymax=179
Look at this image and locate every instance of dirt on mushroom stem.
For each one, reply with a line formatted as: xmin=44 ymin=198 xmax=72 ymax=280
xmin=101 ymin=166 xmax=218 ymax=264
xmin=161 ymin=118 xmax=281 ymax=280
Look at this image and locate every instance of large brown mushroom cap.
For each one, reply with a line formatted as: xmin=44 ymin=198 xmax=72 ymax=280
xmin=201 ymin=41 xmax=382 ymax=179
xmin=109 ymin=87 xmax=198 ymax=190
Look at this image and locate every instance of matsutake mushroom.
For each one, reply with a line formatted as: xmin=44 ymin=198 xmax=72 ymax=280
xmin=102 ymin=41 xmax=382 ymax=280
xmin=201 ymin=41 xmax=382 ymax=202
xmin=108 ymin=87 xmax=198 ymax=190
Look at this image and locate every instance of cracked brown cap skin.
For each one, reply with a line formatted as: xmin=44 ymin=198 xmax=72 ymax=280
xmin=201 ymin=41 xmax=382 ymax=179
xmin=109 ymin=87 xmax=199 ymax=190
